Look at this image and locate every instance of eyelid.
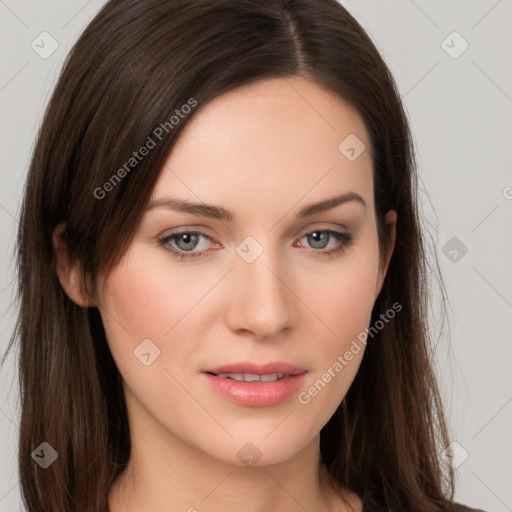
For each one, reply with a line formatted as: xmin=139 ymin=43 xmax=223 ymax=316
xmin=294 ymin=221 xmax=349 ymax=237
xmin=159 ymin=225 xmax=216 ymax=237
xmin=158 ymin=224 xmax=353 ymax=260
xmin=158 ymin=224 xmax=349 ymax=244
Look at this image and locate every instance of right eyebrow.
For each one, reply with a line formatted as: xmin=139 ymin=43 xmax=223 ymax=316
xmin=146 ymin=197 xmax=234 ymax=221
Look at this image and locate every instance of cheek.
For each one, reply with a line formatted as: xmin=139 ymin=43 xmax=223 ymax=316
xmin=315 ymin=245 xmax=380 ymax=346
xmin=96 ymin=249 xmax=227 ymax=375
xmin=96 ymin=254 xmax=183 ymax=371
xmin=295 ymin=239 xmax=380 ymax=412
xmin=100 ymin=264 xmax=174 ymax=338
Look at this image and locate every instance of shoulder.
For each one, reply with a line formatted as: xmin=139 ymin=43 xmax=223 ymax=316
xmin=451 ymin=502 xmax=489 ymax=512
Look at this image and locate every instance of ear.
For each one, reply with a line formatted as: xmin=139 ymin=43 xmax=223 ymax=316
xmin=52 ymin=223 xmax=96 ymax=307
xmin=375 ymin=210 xmax=397 ymax=299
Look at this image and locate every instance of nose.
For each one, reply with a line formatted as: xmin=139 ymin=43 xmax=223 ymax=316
xmin=225 ymin=248 xmax=297 ymax=341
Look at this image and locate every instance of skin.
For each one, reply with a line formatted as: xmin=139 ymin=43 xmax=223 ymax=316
xmin=54 ymin=76 xmax=396 ymax=512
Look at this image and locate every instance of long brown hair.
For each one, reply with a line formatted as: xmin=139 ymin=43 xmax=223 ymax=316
xmin=4 ymin=0 xmax=456 ymax=511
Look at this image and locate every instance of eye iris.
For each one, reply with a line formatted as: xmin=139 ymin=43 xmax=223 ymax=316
xmin=308 ymin=231 xmax=329 ymax=249
xmin=176 ymin=233 xmax=199 ymax=251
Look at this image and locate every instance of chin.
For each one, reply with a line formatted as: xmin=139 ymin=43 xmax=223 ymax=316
xmin=192 ymin=426 xmax=317 ymax=469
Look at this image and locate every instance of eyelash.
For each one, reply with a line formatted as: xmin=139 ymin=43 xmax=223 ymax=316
xmin=157 ymin=229 xmax=353 ymax=261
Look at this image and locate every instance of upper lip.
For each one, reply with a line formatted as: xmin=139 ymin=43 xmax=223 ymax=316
xmin=203 ymin=362 xmax=307 ymax=376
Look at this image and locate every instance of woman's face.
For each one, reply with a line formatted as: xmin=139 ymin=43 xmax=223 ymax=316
xmin=95 ymin=77 xmax=395 ymax=467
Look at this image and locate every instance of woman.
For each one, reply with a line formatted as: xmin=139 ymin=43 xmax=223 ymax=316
xmin=5 ymin=0 xmax=487 ymax=511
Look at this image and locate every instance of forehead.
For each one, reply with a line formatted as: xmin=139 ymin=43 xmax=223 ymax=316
xmin=151 ymin=77 xmax=373 ymax=221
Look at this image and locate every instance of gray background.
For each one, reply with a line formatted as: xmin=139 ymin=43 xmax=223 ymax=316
xmin=1 ymin=0 xmax=511 ymax=510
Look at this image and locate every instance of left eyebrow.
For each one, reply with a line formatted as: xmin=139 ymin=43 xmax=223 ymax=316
xmin=146 ymin=192 xmax=367 ymax=221
xmin=297 ymin=192 xmax=367 ymax=218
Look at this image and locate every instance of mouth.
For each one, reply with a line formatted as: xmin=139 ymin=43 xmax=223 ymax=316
xmin=201 ymin=362 xmax=307 ymax=407
xmin=206 ymin=372 xmax=292 ymax=382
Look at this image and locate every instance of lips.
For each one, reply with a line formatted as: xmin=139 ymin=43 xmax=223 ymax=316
xmin=203 ymin=361 xmax=307 ymax=376
xmin=214 ymin=372 xmax=287 ymax=382
xmin=202 ymin=361 xmax=307 ymax=407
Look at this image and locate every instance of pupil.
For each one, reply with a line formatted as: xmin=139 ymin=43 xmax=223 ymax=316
xmin=178 ymin=233 xmax=198 ymax=250
xmin=309 ymin=231 xmax=328 ymax=249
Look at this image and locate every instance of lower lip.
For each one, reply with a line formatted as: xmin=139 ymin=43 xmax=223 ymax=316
xmin=203 ymin=372 xmax=307 ymax=407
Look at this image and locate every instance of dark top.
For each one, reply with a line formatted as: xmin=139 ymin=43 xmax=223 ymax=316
xmin=453 ymin=504 xmax=488 ymax=512
xmin=363 ymin=501 xmax=488 ymax=512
